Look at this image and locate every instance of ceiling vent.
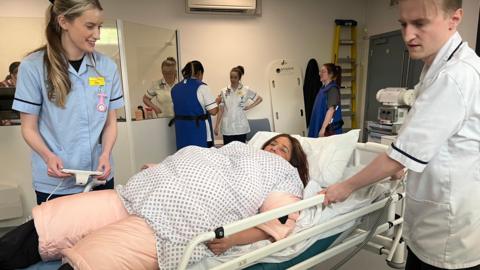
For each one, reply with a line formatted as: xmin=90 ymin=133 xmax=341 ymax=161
xmin=186 ymin=0 xmax=258 ymax=15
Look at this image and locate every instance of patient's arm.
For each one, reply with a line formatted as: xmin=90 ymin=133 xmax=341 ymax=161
xmin=207 ymin=192 xmax=300 ymax=255
xmin=207 ymin=227 xmax=270 ymax=255
xmin=140 ymin=163 xmax=157 ymax=170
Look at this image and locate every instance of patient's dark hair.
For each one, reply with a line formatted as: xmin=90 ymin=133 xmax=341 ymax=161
xmin=262 ymin=134 xmax=309 ymax=187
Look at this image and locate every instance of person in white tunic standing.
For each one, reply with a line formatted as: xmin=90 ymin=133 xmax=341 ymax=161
xmin=142 ymin=57 xmax=177 ymax=118
xmin=322 ymin=0 xmax=480 ymax=269
xmin=214 ymin=66 xmax=263 ymax=145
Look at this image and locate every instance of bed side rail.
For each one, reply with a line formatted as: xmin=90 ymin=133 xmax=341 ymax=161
xmin=178 ymin=194 xmax=325 ymax=270
xmin=350 ymin=142 xmax=388 ymax=166
xmin=179 ymin=192 xmax=403 ymax=270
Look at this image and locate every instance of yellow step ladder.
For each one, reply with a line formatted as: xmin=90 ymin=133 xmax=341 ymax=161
xmin=332 ymin=19 xmax=358 ymax=129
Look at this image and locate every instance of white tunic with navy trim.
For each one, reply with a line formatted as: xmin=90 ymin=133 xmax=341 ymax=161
xmin=146 ymin=78 xmax=175 ymax=118
xmin=387 ymin=32 xmax=480 ymax=269
xmin=219 ymin=84 xmax=258 ymax=136
xmin=13 ymin=51 xmax=124 ymax=194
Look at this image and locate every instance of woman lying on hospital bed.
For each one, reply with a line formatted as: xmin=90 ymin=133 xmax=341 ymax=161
xmin=0 ymin=134 xmax=309 ymax=270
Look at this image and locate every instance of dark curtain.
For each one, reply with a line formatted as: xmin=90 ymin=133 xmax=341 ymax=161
xmin=303 ymin=58 xmax=321 ymax=127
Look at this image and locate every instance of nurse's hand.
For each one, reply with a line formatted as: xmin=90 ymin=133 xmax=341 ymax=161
xmin=320 ymin=182 xmax=353 ymax=206
xmin=390 ymin=169 xmax=406 ymax=181
xmin=318 ymin=129 xmax=325 ymax=137
xmin=152 ymin=105 xmax=162 ymax=115
xmin=96 ymin=154 xmax=111 ymax=180
xmin=215 ymin=95 xmax=222 ymax=105
xmin=214 ymin=126 xmax=219 ymax=136
xmin=46 ymin=155 xmax=71 ymax=178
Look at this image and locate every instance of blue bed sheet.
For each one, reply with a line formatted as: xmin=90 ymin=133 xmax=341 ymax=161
xmin=17 ymin=260 xmax=62 ymax=270
xmin=17 ymin=233 xmax=339 ymax=270
xmin=244 ymin=233 xmax=340 ymax=270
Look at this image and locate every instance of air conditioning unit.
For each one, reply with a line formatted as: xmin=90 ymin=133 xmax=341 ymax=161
xmin=186 ymin=0 xmax=258 ymax=15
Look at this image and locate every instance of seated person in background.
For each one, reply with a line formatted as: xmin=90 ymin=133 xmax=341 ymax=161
xmin=143 ymin=57 xmax=177 ymax=118
xmin=0 ymin=61 xmax=20 ymax=88
xmin=0 ymin=134 xmax=309 ymax=270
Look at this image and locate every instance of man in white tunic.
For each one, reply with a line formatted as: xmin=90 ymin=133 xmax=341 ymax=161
xmin=322 ymin=0 xmax=480 ymax=269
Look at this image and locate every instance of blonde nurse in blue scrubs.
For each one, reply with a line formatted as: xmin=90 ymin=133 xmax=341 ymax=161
xmin=13 ymin=0 xmax=124 ymax=204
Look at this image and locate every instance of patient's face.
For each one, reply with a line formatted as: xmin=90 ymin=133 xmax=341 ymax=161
xmin=264 ymin=136 xmax=292 ymax=161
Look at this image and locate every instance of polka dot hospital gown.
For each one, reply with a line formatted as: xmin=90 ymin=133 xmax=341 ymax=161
xmin=116 ymin=142 xmax=303 ymax=269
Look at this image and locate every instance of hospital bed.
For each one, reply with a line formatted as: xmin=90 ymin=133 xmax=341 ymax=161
xmin=182 ymin=140 xmax=406 ymax=270
xmin=20 ymin=131 xmax=406 ymax=270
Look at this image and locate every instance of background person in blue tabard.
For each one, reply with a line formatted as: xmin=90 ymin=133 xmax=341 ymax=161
xmin=171 ymin=60 xmax=218 ymax=149
xmin=308 ymin=63 xmax=343 ymax=137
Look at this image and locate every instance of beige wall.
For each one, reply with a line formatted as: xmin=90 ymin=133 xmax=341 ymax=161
xmin=0 ymin=17 xmax=45 ymax=79
xmin=0 ymin=0 xmax=369 ymax=124
xmin=1 ymin=0 xmax=478 ymax=126
xmin=99 ymin=0 xmax=368 ymax=124
xmin=365 ymin=0 xmax=480 ymax=45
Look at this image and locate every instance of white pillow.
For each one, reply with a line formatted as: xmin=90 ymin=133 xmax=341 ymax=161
xmin=248 ymin=130 xmax=360 ymax=189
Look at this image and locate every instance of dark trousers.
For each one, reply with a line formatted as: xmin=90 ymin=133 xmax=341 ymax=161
xmin=406 ymin=247 xmax=480 ymax=270
xmin=35 ymin=178 xmax=114 ymax=205
xmin=0 ymin=220 xmax=39 ymax=269
xmin=223 ymin=134 xmax=247 ymax=145
xmin=1 ymin=179 xmax=115 ymax=270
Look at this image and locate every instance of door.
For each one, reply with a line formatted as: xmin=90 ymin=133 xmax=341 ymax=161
xmin=364 ymin=30 xmax=422 ymax=140
xmin=268 ymin=59 xmax=307 ymax=136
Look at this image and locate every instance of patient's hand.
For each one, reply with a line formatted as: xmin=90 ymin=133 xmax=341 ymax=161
xmin=207 ymin=237 xmax=233 ymax=255
xmin=140 ymin=163 xmax=156 ymax=170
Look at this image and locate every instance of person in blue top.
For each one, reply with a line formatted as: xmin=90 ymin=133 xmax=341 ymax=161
xmin=308 ymin=63 xmax=343 ymax=137
xmin=12 ymin=0 xmax=124 ymax=204
xmin=171 ymin=60 xmax=218 ymax=149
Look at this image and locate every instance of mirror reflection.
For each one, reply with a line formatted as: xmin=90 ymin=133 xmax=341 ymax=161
xmin=142 ymin=57 xmax=177 ymax=118
xmin=121 ymin=21 xmax=178 ymax=119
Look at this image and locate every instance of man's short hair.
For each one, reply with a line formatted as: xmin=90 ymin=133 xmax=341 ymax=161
xmin=441 ymin=0 xmax=462 ymax=13
xmin=8 ymin=62 xmax=20 ymax=74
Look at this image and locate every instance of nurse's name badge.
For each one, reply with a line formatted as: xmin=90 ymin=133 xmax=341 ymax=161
xmin=89 ymin=77 xmax=105 ymax=86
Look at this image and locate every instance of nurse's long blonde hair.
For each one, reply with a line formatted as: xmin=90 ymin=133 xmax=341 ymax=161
xmin=31 ymin=0 xmax=103 ymax=108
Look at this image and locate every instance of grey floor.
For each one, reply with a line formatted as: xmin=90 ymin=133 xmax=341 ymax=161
xmin=313 ymin=248 xmax=403 ymax=270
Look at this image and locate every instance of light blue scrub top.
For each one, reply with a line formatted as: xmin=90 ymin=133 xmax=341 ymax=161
xmin=13 ymin=51 xmax=124 ymax=194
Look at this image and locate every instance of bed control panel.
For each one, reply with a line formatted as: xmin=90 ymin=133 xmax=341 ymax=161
xmin=61 ymin=169 xmax=103 ymax=185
